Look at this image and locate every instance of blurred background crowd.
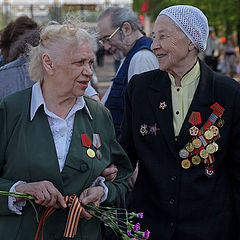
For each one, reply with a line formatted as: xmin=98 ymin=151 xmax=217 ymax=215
xmin=0 ymin=0 xmax=239 ymax=98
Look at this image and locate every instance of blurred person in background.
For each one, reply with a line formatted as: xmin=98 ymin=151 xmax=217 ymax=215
xmin=0 ymin=29 xmax=39 ymax=98
xmin=204 ymin=26 xmax=223 ymax=71
xmin=224 ymin=35 xmax=239 ymax=78
xmin=0 ymin=16 xmax=38 ymax=64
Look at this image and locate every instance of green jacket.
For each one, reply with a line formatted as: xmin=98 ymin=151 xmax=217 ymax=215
xmin=0 ymin=88 xmax=132 ymax=240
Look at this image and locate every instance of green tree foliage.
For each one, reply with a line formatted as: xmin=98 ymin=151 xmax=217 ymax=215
xmin=133 ymin=0 xmax=240 ymax=37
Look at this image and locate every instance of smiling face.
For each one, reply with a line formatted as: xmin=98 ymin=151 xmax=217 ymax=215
xmin=151 ymin=15 xmax=192 ymax=75
xmin=45 ymin=40 xmax=94 ymax=98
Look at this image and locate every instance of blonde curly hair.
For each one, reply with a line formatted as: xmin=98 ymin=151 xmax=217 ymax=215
xmin=27 ymin=18 xmax=93 ymax=82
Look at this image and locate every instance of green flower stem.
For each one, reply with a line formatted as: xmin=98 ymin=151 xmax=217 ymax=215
xmin=0 ymin=191 xmax=149 ymax=240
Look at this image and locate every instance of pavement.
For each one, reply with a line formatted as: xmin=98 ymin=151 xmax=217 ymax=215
xmin=94 ymin=54 xmax=115 ymax=98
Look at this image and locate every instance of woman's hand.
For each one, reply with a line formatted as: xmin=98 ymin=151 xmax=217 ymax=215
xmin=101 ymin=164 xmax=118 ymax=182
xmin=15 ymin=181 xmax=67 ymax=209
xmin=79 ymin=186 xmax=104 ymax=220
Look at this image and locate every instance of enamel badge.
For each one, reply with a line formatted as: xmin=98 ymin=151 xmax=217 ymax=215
xmin=159 ymin=102 xmax=167 ymax=110
xmin=149 ymin=123 xmax=160 ymax=136
xmin=140 ymin=124 xmax=148 ymax=136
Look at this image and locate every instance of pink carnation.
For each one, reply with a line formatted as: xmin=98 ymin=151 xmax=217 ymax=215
xmin=143 ymin=230 xmax=150 ymax=239
xmin=133 ymin=223 xmax=140 ymax=232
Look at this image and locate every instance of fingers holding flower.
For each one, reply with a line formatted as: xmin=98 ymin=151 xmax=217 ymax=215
xmin=79 ymin=186 xmax=104 ymax=220
xmin=15 ymin=181 xmax=67 ymax=209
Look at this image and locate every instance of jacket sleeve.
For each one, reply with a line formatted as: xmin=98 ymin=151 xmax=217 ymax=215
xmin=99 ymin=106 xmax=133 ymax=206
xmin=0 ymin=99 xmax=16 ymax=215
xmin=118 ymin=76 xmax=138 ymax=169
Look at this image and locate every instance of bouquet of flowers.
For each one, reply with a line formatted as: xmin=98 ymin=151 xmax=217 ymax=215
xmin=0 ymin=190 xmax=150 ymax=240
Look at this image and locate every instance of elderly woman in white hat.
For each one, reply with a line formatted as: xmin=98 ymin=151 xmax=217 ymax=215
xmin=119 ymin=5 xmax=240 ymax=240
xmin=0 ymin=20 xmax=132 ymax=240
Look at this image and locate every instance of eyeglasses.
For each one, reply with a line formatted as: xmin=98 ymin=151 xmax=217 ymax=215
xmin=98 ymin=27 xmax=120 ymax=46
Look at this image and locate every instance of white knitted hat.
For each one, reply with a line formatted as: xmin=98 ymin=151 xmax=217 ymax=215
xmin=159 ymin=5 xmax=209 ymax=52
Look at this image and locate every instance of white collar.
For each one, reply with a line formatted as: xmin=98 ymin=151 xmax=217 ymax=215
xmin=30 ymin=81 xmax=93 ymax=121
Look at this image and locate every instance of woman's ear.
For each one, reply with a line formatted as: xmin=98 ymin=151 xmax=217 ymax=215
xmin=42 ymin=54 xmax=54 ymax=75
xmin=188 ymin=41 xmax=195 ymax=51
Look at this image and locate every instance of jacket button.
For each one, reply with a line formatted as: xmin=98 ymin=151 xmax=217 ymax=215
xmin=80 ymin=163 xmax=88 ymax=172
xmin=169 ymin=198 xmax=175 ymax=205
xmin=170 ymin=222 xmax=174 ymax=228
xmin=170 ymin=176 xmax=177 ymax=182
xmin=54 ymin=233 xmax=62 ymax=239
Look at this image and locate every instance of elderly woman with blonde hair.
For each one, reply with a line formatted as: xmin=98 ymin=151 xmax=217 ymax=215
xmin=0 ymin=20 xmax=132 ymax=240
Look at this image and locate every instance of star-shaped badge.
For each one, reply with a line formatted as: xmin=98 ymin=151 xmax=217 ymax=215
xmin=159 ymin=101 xmax=167 ymax=110
xmin=149 ymin=123 xmax=160 ymax=136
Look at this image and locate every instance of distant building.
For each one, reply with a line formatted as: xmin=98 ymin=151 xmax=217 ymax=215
xmin=0 ymin=0 xmax=132 ymax=23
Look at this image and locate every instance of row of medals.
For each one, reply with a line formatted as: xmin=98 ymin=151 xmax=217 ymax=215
xmin=179 ymin=119 xmax=224 ymax=170
xmin=87 ymin=148 xmax=102 ymax=160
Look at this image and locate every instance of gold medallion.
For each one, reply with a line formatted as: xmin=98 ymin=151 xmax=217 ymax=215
xmin=204 ymin=130 xmax=214 ymax=140
xmin=210 ymin=125 xmax=219 ymax=137
xmin=199 ymin=149 xmax=209 ymax=159
xmin=192 ymin=138 xmax=202 ymax=148
xmin=206 ymin=144 xmax=216 ymax=154
xmin=185 ymin=142 xmax=194 ymax=152
xmin=191 ymin=155 xmax=201 ymax=165
xmin=87 ymin=148 xmax=95 ymax=158
xmin=181 ymin=159 xmax=191 ymax=169
xmin=216 ymin=118 xmax=224 ymax=128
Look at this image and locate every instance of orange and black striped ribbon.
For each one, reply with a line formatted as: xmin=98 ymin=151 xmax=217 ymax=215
xmin=64 ymin=195 xmax=83 ymax=238
xmin=34 ymin=194 xmax=83 ymax=240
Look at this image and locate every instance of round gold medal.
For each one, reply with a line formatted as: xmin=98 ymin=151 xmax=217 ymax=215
xmin=206 ymin=144 xmax=216 ymax=154
xmin=209 ymin=125 xmax=219 ymax=137
xmin=199 ymin=149 xmax=209 ymax=159
xmin=204 ymin=130 xmax=214 ymax=140
xmin=216 ymin=118 xmax=224 ymax=128
xmin=191 ymin=155 xmax=201 ymax=165
xmin=181 ymin=159 xmax=191 ymax=169
xmin=87 ymin=148 xmax=95 ymax=158
xmin=185 ymin=142 xmax=194 ymax=152
xmin=192 ymin=138 xmax=202 ymax=148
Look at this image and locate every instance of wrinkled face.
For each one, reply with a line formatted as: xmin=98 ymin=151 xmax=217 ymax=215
xmin=151 ymin=15 xmax=191 ymax=74
xmin=52 ymin=41 xmax=94 ymax=98
xmin=97 ymin=15 xmax=125 ymax=60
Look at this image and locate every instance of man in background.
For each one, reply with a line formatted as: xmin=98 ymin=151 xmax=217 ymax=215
xmin=97 ymin=7 xmax=158 ymax=138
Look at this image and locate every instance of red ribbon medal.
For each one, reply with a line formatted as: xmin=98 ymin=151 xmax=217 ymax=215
xmin=81 ymin=134 xmax=95 ymax=158
xmin=188 ymin=112 xmax=202 ymax=125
